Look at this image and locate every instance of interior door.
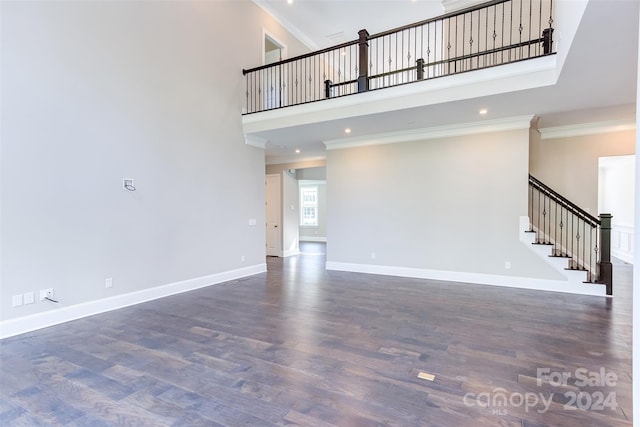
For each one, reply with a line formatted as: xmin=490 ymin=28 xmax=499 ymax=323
xmin=265 ymin=174 xmax=281 ymax=257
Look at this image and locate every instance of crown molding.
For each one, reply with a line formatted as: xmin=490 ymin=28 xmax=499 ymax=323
xmin=442 ymin=0 xmax=486 ymax=13
xmin=324 ymin=115 xmax=536 ymax=151
xmin=251 ymin=0 xmax=318 ymax=50
xmin=266 ymin=155 xmax=327 ymax=165
xmin=245 ymin=134 xmax=268 ymax=149
xmin=538 ymin=120 xmax=636 ymax=140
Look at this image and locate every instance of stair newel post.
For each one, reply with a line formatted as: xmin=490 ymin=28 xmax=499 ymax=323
xmin=324 ymin=80 xmax=333 ymax=99
xmin=542 ymin=28 xmax=554 ymax=55
xmin=357 ymin=29 xmax=370 ymax=93
xmin=599 ymin=213 xmax=613 ymax=295
xmin=416 ymin=58 xmax=425 ymax=80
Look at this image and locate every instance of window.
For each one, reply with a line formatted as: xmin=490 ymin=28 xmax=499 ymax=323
xmin=300 ymin=186 xmax=318 ymax=226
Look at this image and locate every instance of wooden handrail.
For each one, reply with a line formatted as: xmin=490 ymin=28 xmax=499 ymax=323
xmin=529 ymin=175 xmax=600 ymax=227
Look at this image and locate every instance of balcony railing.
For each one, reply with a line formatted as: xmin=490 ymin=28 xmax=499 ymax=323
xmin=242 ymin=0 xmax=555 ymax=114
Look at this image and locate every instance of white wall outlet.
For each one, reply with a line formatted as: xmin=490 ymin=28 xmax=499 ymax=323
xmin=248 ymin=219 xmax=257 ymax=226
xmin=505 ymin=261 xmax=512 ymax=270
xmin=23 ymin=292 xmax=35 ymax=305
xmin=105 ymin=278 xmax=113 ymax=288
xmin=39 ymin=288 xmax=54 ymax=301
xmin=241 ymin=255 xmax=245 ymax=262
xmin=371 ymin=252 xmax=376 ymax=260
xmin=12 ymin=295 xmax=23 ymax=307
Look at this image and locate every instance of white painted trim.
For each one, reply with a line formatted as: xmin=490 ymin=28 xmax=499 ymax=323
xmin=612 ymin=224 xmax=634 ymax=264
xmin=245 ymin=134 xmax=268 ymax=149
xmin=325 ymin=261 xmax=608 ymax=297
xmin=0 ymin=264 xmax=267 ymax=340
xmin=251 ymin=0 xmax=318 ymax=50
xmin=262 ymin=29 xmax=288 ymax=65
xmin=300 ymin=236 xmax=327 ymax=242
xmin=242 ymin=55 xmax=556 ymax=134
xmin=267 ymin=155 xmax=326 ymax=165
xmin=282 ymin=248 xmax=301 ymax=257
xmin=613 ymin=251 xmax=634 ymax=265
xmin=324 ymin=115 xmax=535 ymax=150
xmin=442 ymin=0 xmax=484 ymax=13
xmin=539 ymin=120 xmax=636 ymax=140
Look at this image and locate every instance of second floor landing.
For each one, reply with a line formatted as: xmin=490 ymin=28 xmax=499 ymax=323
xmin=241 ymin=0 xmax=638 ymax=165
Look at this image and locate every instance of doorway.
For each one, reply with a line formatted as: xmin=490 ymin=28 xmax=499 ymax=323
xmin=263 ymin=33 xmax=286 ymax=110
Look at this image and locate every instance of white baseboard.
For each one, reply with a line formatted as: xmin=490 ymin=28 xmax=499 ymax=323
xmin=300 ymin=237 xmax=327 ymax=242
xmin=0 ymin=263 xmax=267 ymax=340
xmin=282 ymin=249 xmax=301 ymax=257
xmin=612 ymin=250 xmax=634 ymax=265
xmin=325 ymin=261 xmax=608 ymax=297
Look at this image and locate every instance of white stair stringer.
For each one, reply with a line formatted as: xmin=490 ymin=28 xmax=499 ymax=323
xmin=519 ymin=216 xmax=607 ymax=297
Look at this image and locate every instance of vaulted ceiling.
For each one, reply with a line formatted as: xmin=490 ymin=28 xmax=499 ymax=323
xmin=253 ymin=0 xmax=446 ymax=49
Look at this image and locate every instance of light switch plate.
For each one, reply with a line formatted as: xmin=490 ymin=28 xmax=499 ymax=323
xmin=23 ymin=292 xmax=35 ymax=304
xmin=12 ymin=295 xmax=23 ymax=307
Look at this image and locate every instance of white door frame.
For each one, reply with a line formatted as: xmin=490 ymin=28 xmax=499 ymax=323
xmin=265 ymin=173 xmax=282 ymax=257
xmin=263 ymin=31 xmax=288 ymax=110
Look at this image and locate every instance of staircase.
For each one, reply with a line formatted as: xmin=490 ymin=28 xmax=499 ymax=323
xmin=521 ymin=175 xmax=613 ymax=296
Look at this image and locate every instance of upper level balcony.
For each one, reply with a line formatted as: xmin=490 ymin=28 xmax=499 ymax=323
xmin=243 ymin=0 xmax=555 ymax=116
xmin=241 ymin=0 xmax=636 ymax=164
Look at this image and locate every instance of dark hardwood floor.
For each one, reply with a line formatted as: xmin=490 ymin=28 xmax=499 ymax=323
xmin=0 ymin=242 xmax=632 ymax=426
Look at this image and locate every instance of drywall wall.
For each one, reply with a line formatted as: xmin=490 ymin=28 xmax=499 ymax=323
xmin=296 ymin=167 xmax=326 ymax=181
xmin=0 ymin=0 xmax=308 ymax=328
xmin=265 ymin=159 xmax=326 ymax=174
xmin=326 ymin=128 xmax=561 ymax=280
xmin=530 ymin=129 xmax=635 ymax=214
xmin=599 ymin=155 xmax=636 ymax=227
xmin=599 ymin=155 xmax=635 ymax=263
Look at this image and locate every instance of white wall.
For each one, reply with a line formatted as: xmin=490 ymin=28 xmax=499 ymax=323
xmin=530 ymin=129 xmax=635 ymax=214
xmin=0 ymin=0 xmax=308 ymax=329
xmin=326 ymin=128 xmax=562 ymax=280
xmin=599 ymin=155 xmax=635 ymax=263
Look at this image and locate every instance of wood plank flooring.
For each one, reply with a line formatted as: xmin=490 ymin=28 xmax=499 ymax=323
xmin=0 ymin=242 xmax=632 ymax=426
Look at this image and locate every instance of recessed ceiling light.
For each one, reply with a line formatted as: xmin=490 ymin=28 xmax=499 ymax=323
xmin=287 ymin=0 xmax=293 ymax=4
xmin=479 ymin=108 xmax=488 ymax=115
xmin=345 ymin=128 xmax=351 ymax=134
xmin=295 ymin=149 xmax=301 ymax=153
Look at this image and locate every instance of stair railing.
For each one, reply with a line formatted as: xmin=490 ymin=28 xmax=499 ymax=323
xmin=528 ymin=175 xmax=612 ymax=295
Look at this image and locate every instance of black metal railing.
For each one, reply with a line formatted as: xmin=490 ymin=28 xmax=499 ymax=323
xmin=242 ymin=0 xmax=555 ymax=114
xmin=528 ymin=175 xmax=612 ymax=295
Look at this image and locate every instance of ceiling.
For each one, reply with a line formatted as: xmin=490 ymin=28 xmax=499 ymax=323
xmin=253 ymin=0 xmax=446 ymax=50
xmin=251 ymin=0 xmax=639 ymax=164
